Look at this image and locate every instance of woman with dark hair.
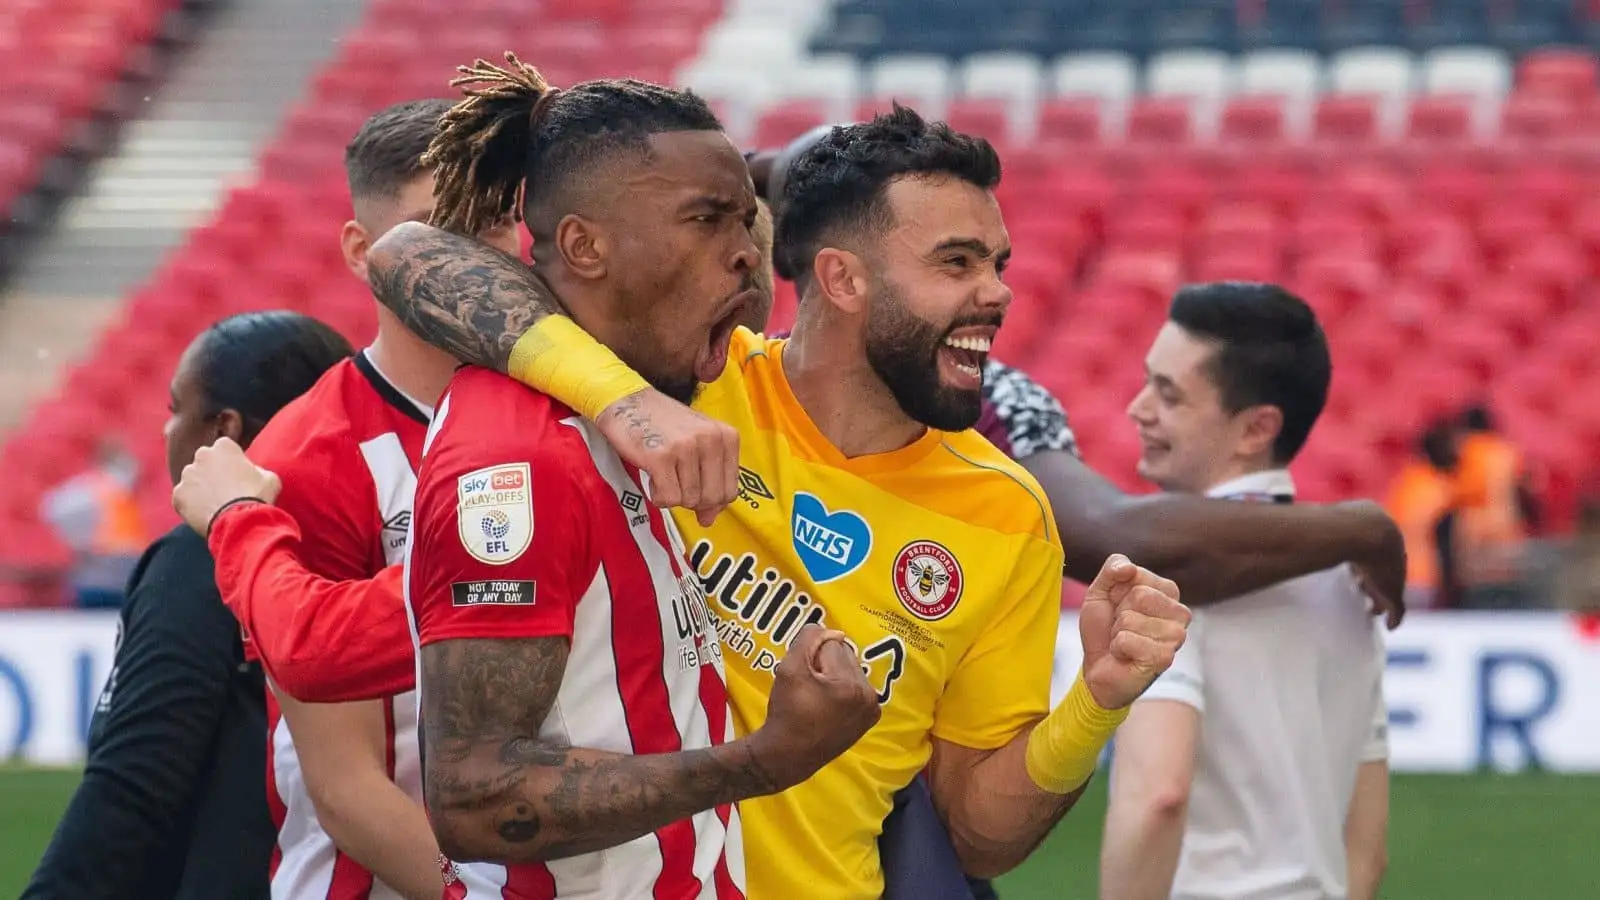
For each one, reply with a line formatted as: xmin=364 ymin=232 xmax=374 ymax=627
xmin=23 ymin=310 xmax=354 ymax=900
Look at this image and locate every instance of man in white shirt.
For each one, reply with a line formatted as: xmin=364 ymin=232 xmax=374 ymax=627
xmin=1100 ymin=282 xmax=1390 ymax=900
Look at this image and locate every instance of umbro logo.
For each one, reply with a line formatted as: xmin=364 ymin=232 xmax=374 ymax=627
xmin=621 ymin=490 xmax=649 ymax=527
xmin=738 ymin=467 xmax=774 ymax=507
xmin=383 ymin=512 xmax=411 ymax=533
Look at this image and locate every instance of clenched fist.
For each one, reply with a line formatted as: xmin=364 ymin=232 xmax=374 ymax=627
xmin=748 ymin=625 xmax=881 ymax=791
xmin=173 ymin=437 xmax=281 ymax=536
xmin=595 ymin=388 xmax=740 ymax=528
xmin=1079 ymin=554 xmax=1191 ymax=710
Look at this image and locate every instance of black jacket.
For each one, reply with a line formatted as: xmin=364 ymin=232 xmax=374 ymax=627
xmin=22 ymin=525 xmax=275 ymax=900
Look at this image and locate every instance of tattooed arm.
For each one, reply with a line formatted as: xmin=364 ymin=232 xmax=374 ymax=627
xmin=420 ymin=627 xmax=879 ymax=864
xmin=365 ymin=221 xmax=741 ymax=521
xmin=421 ymin=637 xmax=767 ymax=862
xmin=367 ymin=221 xmax=553 ymax=374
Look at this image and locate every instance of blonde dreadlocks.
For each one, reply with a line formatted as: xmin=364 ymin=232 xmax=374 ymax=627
xmin=422 ymin=50 xmax=723 ymax=241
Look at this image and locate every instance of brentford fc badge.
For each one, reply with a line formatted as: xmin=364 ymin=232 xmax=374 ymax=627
xmin=892 ymin=540 xmax=963 ymax=621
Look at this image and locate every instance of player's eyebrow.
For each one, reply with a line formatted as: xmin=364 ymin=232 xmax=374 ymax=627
xmin=680 ymin=195 xmax=745 ymax=216
xmin=934 ymin=235 xmax=1004 ymax=269
xmin=929 ymin=237 xmax=1009 ymax=264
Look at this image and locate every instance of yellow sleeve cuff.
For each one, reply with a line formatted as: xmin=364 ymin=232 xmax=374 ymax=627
xmin=507 ymin=316 xmax=651 ymax=421
xmin=1024 ymin=674 xmax=1129 ymax=794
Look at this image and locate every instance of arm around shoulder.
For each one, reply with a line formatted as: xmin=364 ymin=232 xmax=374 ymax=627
xmin=1022 ymin=449 xmax=1405 ymax=616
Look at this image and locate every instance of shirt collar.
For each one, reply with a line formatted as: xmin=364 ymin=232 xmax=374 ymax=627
xmin=1206 ymin=468 xmax=1297 ymax=501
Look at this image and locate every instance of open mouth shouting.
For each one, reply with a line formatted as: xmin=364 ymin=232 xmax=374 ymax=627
xmin=938 ymin=329 xmax=994 ymax=390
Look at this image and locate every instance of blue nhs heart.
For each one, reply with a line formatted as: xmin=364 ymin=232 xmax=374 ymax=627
xmin=791 ymin=492 xmax=873 ymax=584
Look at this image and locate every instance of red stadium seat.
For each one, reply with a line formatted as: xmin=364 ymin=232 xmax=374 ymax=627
xmin=1405 ymin=96 xmax=1474 ymax=145
xmin=1501 ymin=94 xmax=1577 ymax=142
xmin=754 ymin=102 xmax=832 ymax=147
xmin=1313 ymin=95 xmax=1380 ymax=146
xmin=1035 ymin=99 xmax=1103 ymax=147
xmin=945 ymin=101 xmax=1011 ymax=145
xmin=1103 ymin=206 xmax=1187 ymax=252
xmin=1192 ymin=251 xmax=1280 ymax=282
xmin=1198 ymin=201 xmax=1280 ymax=240
xmin=1126 ymin=98 xmax=1194 ymax=146
xmin=1219 ymin=95 xmax=1286 ymax=147
xmin=1499 ymin=165 xmax=1581 ymax=223
xmin=1518 ymin=49 xmax=1599 ymax=103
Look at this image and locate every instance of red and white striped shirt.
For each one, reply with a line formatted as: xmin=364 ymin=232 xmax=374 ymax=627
xmin=405 ymin=366 xmax=744 ymax=900
xmin=245 ymin=352 xmax=431 ymax=900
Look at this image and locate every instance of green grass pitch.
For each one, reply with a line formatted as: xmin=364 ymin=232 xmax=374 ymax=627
xmin=2 ymin=768 xmax=1593 ymax=898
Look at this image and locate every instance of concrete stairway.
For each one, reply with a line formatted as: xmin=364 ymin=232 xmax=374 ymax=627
xmin=0 ymin=0 xmax=368 ymax=433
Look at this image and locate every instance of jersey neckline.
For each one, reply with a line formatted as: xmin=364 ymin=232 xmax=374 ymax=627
xmin=764 ymin=337 xmax=945 ymax=477
xmin=353 ymin=350 xmax=432 ymax=426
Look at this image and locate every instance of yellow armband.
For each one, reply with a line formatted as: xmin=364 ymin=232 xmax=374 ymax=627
xmin=507 ymin=316 xmax=650 ymax=420
xmin=1024 ymin=673 xmax=1129 ymax=794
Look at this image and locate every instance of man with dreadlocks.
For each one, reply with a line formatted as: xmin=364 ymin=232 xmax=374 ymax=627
xmin=186 ymin=55 xmax=882 ymax=899
xmin=403 ymin=56 xmax=881 ymax=898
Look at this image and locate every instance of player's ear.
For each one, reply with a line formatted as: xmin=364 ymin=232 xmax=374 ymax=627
xmin=1236 ymin=404 xmax=1283 ymax=460
xmin=810 ymin=247 xmax=869 ymax=315
xmin=341 ymin=220 xmax=371 ymax=281
xmin=212 ymin=408 xmax=248 ymax=446
xmin=554 ymin=213 xmax=607 ymax=281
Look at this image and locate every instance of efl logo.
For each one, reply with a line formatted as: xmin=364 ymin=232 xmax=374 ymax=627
xmin=458 ymin=463 xmax=533 ymax=565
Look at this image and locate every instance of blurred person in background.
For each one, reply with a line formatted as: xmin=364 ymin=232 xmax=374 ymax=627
xmin=1100 ymin=283 xmax=1390 ymax=900
xmin=40 ymin=438 xmax=151 ymax=608
xmin=1551 ymin=494 xmax=1600 ymax=615
xmin=22 ymin=311 xmax=353 ymax=900
xmin=1383 ymin=419 xmax=1462 ymax=609
xmin=1451 ymin=403 xmax=1540 ymax=608
xmin=222 ymin=98 xmax=522 ymax=900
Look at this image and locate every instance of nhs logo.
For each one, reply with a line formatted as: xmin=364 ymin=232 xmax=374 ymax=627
xmin=791 ymin=492 xmax=872 ymax=584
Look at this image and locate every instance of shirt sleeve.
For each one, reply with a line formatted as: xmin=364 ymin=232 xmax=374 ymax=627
xmin=250 ymin=432 xmax=376 ymax=581
xmin=931 ymin=535 xmax=1065 ymax=750
xmin=1361 ymin=622 xmax=1389 ymax=763
xmin=409 ymin=440 xmax=595 ymax=647
xmin=21 ymin=534 xmax=239 ymax=900
xmin=208 ymin=502 xmax=414 ymax=702
xmin=980 ymin=361 xmax=1079 ymax=461
xmin=1137 ymin=611 xmax=1206 ymax=712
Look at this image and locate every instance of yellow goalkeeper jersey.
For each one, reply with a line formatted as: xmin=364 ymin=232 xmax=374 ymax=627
xmin=675 ymin=328 xmax=1066 ymax=900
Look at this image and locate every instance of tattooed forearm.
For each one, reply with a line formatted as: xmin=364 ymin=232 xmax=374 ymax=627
xmin=420 ymin=638 xmax=779 ymax=864
xmin=593 ymin=392 xmax=666 ymax=451
xmin=366 ymin=221 xmax=564 ymax=374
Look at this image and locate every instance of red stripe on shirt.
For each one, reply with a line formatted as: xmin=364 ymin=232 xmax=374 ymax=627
xmin=610 ymin=502 xmax=700 ymax=900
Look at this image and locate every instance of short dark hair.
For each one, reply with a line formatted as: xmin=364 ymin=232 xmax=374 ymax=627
xmin=425 ymin=52 xmax=721 ymax=236
xmin=1168 ymin=282 xmax=1331 ymax=465
xmin=1420 ymin=419 xmax=1460 ymax=471
xmin=1461 ymin=403 xmax=1494 ymax=432
xmin=773 ymin=105 xmax=1002 ymax=283
xmin=192 ymin=311 xmax=354 ymax=441
xmin=345 ymin=99 xmax=454 ymax=202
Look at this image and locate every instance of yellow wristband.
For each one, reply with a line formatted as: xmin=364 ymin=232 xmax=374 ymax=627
xmin=1024 ymin=673 xmax=1129 ymax=794
xmin=507 ymin=316 xmax=651 ymax=421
